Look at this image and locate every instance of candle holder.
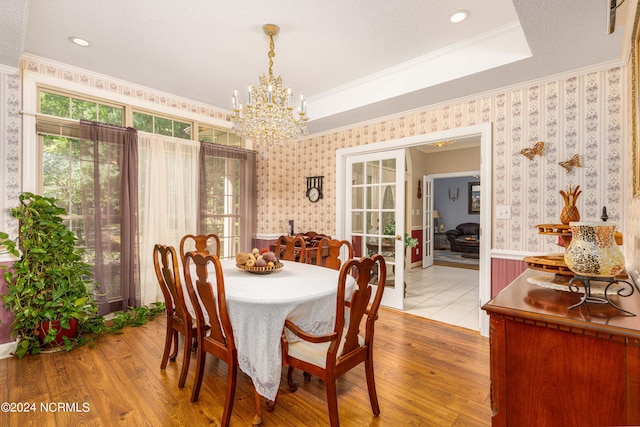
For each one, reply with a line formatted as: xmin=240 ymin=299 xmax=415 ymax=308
xmin=564 ymin=221 xmax=625 ymax=278
xmin=563 ymin=219 xmax=631 ymax=314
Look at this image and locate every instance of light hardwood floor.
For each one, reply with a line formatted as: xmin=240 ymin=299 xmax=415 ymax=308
xmin=0 ymin=308 xmax=490 ymax=426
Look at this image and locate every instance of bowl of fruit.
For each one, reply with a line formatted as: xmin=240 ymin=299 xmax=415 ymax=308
xmin=235 ymin=248 xmax=283 ymax=274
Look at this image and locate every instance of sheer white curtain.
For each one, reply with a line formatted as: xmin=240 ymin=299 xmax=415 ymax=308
xmin=138 ymin=132 xmax=200 ymax=306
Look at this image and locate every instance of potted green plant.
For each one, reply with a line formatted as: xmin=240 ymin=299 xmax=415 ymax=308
xmin=1 ymin=192 xmax=163 ymax=358
xmin=383 ymin=220 xmax=418 ymax=249
xmin=0 ymin=193 xmax=100 ymax=357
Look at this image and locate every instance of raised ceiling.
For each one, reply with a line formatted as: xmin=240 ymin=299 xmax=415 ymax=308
xmin=0 ymin=0 xmax=634 ymax=135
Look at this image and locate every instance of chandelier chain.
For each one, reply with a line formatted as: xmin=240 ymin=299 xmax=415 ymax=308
xmin=268 ymin=32 xmax=275 ymax=80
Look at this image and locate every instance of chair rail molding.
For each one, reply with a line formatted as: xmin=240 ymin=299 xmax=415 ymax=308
xmin=490 ymin=249 xmax=539 ymax=261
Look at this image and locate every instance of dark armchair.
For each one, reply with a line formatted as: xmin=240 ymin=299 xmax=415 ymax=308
xmin=445 ymin=223 xmax=480 ymax=252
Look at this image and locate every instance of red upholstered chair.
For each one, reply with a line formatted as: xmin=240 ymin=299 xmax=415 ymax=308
xmin=273 ymin=235 xmax=307 ymax=263
xmin=183 ymin=251 xmax=238 ymax=426
xmin=179 ymin=233 xmax=221 ymax=261
xmin=282 ymin=254 xmax=387 ymax=427
xmin=152 ymin=244 xmax=196 ymax=388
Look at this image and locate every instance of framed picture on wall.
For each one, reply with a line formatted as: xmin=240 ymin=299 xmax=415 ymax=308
xmin=468 ymin=182 xmax=480 ymax=214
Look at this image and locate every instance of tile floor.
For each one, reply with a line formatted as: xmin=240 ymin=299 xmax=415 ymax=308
xmin=403 ymin=264 xmax=480 ymax=331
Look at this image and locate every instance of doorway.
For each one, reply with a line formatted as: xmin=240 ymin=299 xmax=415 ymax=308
xmin=336 ymin=123 xmax=492 ymax=336
xmin=431 ymin=172 xmax=481 ymax=269
xmin=409 ymin=171 xmax=481 ymax=331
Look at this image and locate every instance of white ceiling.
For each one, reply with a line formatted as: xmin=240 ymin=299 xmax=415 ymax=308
xmin=0 ymin=0 xmax=634 ymax=135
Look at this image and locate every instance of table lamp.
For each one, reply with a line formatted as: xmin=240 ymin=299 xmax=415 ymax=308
xmin=433 ymin=210 xmax=441 ymax=230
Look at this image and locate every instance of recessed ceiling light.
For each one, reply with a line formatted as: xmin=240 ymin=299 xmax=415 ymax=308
xmin=432 ymin=140 xmax=455 ymax=147
xmin=69 ymin=36 xmax=91 ymax=47
xmin=449 ymin=10 xmax=469 ymax=23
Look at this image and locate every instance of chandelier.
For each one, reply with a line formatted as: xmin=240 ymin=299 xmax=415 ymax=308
xmin=231 ymin=24 xmax=308 ymax=146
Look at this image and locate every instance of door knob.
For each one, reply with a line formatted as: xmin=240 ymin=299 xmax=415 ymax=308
xmin=396 ymin=235 xmax=402 ymax=240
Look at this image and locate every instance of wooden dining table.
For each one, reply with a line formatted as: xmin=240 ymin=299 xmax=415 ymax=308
xmin=183 ymin=258 xmax=355 ymax=424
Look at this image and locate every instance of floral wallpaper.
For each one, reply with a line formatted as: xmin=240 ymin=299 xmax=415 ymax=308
xmin=2 ymin=57 xmax=635 ymax=272
xmin=257 ymin=66 xmax=629 ymax=257
xmin=0 ymin=68 xmax=20 ymax=240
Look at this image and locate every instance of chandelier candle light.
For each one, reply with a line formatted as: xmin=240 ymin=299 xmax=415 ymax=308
xmin=231 ymin=24 xmax=308 ymax=146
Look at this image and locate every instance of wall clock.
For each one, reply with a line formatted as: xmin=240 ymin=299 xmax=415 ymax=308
xmin=306 ymin=176 xmax=324 ymax=203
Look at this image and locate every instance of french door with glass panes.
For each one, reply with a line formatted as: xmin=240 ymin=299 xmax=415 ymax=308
xmin=422 ymin=175 xmax=434 ymax=268
xmin=346 ymin=149 xmax=405 ymax=310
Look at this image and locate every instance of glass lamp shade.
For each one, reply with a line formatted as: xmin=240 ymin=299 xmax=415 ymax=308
xmin=564 ymin=221 xmax=625 ymax=277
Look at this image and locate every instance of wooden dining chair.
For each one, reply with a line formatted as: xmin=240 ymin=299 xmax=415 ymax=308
xmin=273 ymin=235 xmax=307 ymax=263
xmin=183 ymin=251 xmax=238 ymax=426
xmin=281 ymin=254 xmax=386 ymax=427
xmin=152 ymin=244 xmax=196 ymax=389
xmin=315 ymin=238 xmax=354 ymax=270
xmin=294 ymin=238 xmax=355 ymax=383
xmin=179 ymin=233 xmax=221 ymax=261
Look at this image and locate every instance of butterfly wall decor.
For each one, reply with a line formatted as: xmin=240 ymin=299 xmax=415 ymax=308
xmin=559 ymin=154 xmax=582 ymax=172
xmin=520 ymin=141 xmax=545 ymax=160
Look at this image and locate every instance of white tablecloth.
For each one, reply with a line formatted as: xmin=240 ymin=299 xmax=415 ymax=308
xmin=183 ymin=258 xmax=354 ymax=401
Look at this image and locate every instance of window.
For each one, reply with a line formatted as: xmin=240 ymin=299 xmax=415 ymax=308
xmin=132 ymin=111 xmax=191 ymax=139
xmin=35 ymin=88 xmax=255 ymax=310
xmin=40 ymin=90 xmax=123 ymax=125
xmin=41 ymin=133 xmax=124 ymax=307
xmin=38 ymin=89 xmax=242 ymax=149
xmin=199 ymin=125 xmax=242 ymax=147
xmin=200 ymin=154 xmax=241 ymax=258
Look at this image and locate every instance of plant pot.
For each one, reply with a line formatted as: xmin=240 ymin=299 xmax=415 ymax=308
xmin=37 ymin=319 xmax=78 ymax=346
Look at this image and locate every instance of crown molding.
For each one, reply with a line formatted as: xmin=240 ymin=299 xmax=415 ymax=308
xmin=0 ymin=64 xmax=18 ymax=74
xmin=307 ymin=22 xmax=531 ymax=122
xmin=303 ymin=59 xmax=625 ymax=140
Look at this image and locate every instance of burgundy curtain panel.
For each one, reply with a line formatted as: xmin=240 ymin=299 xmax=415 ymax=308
xmin=79 ymin=120 xmax=139 ymax=314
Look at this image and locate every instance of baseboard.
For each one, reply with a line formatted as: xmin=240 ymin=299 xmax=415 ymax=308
xmin=0 ymin=340 xmax=16 ymax=359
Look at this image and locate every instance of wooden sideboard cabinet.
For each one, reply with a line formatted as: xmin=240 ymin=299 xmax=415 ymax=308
xmin=482 ymin=269 xmax=640 ymax=427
